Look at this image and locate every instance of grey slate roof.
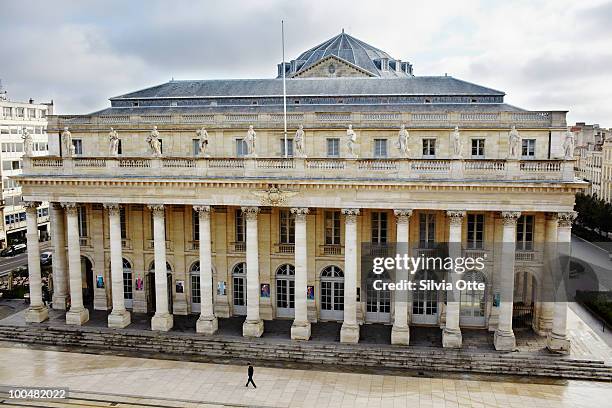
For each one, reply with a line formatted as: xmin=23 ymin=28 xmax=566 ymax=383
xmin=112 ymin=76 xmax=505 ymax=100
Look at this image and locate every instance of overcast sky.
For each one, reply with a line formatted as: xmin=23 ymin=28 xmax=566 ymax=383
xmin=1 ymin=0 xmax=611 ymax=126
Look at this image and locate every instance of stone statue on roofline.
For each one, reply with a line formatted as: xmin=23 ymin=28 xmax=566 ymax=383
xmin=62 ymin=127 xmax=75 ymax=157
xmin=396 ymin=124 xmax=410 ymax=158
xmin=294 ymin=124 xmax=306 ymax=158
xmin=563 ymin=128 xmax=575 ymax=160
xmin=196 ymin=127 xmax=210 ymax=157
xmin=146 ymin=126 xmax=162 ymax=157
xmin=244 ymin=125 xmax=257 ymax=157
xmin=508 ymin=125 xmax=521 ymax=160
xmin=346 ymin=124 xmax=358 ymax=158
xmin=109 ymin=127 xmax=120 ymax=156
xmin=452 ymin=126 xmax=462 ymax=158
xmin=22 ymin=128 xmax=33 ymax=157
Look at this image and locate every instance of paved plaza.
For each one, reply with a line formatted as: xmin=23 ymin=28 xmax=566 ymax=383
xmin=0 ymin=343 xmax=611 ymax=408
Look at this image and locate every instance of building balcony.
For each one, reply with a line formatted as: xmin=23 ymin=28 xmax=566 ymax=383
xmin=274 ymin=243 xmax=295 ymax=254
xmin=23 ymin=156 xmax=576 ymax=183
xmin=319 ymin=244 xmax=343 ymax=256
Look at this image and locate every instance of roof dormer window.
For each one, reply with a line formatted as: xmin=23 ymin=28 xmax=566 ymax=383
xmin=132 ymin=101 xmax=139 ymax=107
xmin=381 ymin=58 xmax=389 ymax=71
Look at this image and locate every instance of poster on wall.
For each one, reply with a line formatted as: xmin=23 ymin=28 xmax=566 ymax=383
xmin=260 ymin=283 xmax=270 ymax=298
xmin=96 ymin=275 xmax=104 ymax=289
xmin=217 ymin=281 xmax=226 ymax=296
xmin=176 ymin=280 xmax=185 ymax=294
xmin=135 ymin=276 xmax=144 ymax=291
xmin=307 ymin=286 xmax=315 ymax=300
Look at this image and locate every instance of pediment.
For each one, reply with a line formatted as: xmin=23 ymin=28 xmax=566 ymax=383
xmin=292 ymin=55 xmax=376 ymax=78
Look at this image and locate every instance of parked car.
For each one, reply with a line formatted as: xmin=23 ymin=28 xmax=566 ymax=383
xmin=0 ymin=243 xmax=27 ymax=257
xmin=40 ymin=251 xmax=53 ymax=265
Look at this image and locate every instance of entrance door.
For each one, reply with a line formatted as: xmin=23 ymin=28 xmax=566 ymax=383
xmin=123 ymin=258 xmax=133 ymax=309
xmin=81 ymin=256 xmax=94 ymax=307
xmin=365 ymin=271 xmax=391 ymax=323
xmin=320 ymin=265 xmax=344 ymax=321
xmin=412 ymin=269 xmax=439 ymax=325
xmin=232 ymin=262 xmax=247 ymax=315
xmin=146 ymin=261 xmax=172 ymax=314
xmin=276 ymin=264 xmax=295 ymax=318
xmin=460 ymin=270 xmax=486 ymax=326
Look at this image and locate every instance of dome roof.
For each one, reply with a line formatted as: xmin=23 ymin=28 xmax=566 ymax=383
xmin=279 ymin=31 xmax=413 ymax=78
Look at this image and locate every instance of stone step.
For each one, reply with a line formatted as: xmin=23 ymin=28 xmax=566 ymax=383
xmin=1 ymin=325 xmax=610 ymax=381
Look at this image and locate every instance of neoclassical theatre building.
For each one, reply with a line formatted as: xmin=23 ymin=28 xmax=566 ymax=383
xmin=18 ymin=32 xmax=584 ymax=352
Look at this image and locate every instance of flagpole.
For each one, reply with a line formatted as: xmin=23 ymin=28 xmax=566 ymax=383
xmin=282 ymin=20 xmax=288 ymax=159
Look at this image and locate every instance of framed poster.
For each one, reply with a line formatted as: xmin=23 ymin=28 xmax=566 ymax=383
xmin=217 ymin=281 xmax=226 ymax=296
xmin=307 ymin=285 xmax=315 ymax=300
xmin=96 ymin=275 xmax=104 ymax=289
xmin=260 ymin=283 xmax=270 ymax=298
xmin=176 ymin=280 xmax=185 ymax=294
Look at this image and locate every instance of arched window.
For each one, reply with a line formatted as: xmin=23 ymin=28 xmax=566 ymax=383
xmin=232 ymin=262 xmax=247 ymax=315
xmin=320 ymin=266 xmax=344 ymax=321
xmin=276 ymin=264 xmax=295 ymax=317
xmin=148 ymin=261 xmax=172 ymax=273
xmin=190 ymin=262 xmax=201 ymax=308
xmin=122 ymin=258 xmax=133 ymax=308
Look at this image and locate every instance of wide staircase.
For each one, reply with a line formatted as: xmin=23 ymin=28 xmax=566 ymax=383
xmin=0 ymin=324 xmax=610 ymax=381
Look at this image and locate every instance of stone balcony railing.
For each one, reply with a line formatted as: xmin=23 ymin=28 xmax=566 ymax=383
xmin=23 ymin=156 xmax=576 ymax=182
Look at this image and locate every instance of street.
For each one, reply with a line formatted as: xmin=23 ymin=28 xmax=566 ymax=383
xmin=571 ymin=235 xmax=612 ymax=291
xmin=0 ymin=252 xmax=28 ymax=278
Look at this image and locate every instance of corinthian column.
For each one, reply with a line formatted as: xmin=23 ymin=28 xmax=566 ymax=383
xmin=195 ymin=205 xmax=217 ymax=334
xmin=24 ymin=201 xmax=48 ymax=323
xmin=63 ymin=202 xmax=89 ymax=325
xmin=443 ymin=210 xmax=465 ymax=348
xmin=340 ymin=208 xmax=360 ymax=343
xmin=291 ymin=207 xmax=310 ymax=340
xmin=547 ymin=211 xmax=576 ymax=354
xmin=149 ymin=204 xmax=173 ymax=331
xmin=50 ymin=202 xmax=68 ymax=310
xmin=242 ymin=206 xmax=264 ymax=337
xmin=106 ymin=203 xmax=131 ymax=328
xmin=494 ymin=211 xmax=520 ymax=350
xmin=391 ymin=209 xmax=412 ymax=345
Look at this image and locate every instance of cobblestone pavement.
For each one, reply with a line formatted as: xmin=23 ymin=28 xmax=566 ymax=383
xmin=0 ymin=344 xmax=611 ymax=408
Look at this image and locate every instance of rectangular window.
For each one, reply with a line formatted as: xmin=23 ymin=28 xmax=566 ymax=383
xmin=279 ymin=209 xmax=295 ymax=244
xmin=120 ymin=207 xmax=127 ymax=240
xmin=422 ymin=139 xmax=436 ymax=157
xmin=467 ymin=214 xmax=484 ymax=249
xmin=374 ymin=139 xmax=388 ymax=158
xmin=77 ymin=206 xmax=88 ymax=237
xmin=235 ymin=209 xmax=246 ymax=243
xmin=324 ymin=210 xmax=341 ymax=245
xmin=192 ymin=209 xmax=199 ymax=241
xmin=371 ymin=212 xmax=388 ymax=244
xmin=15 ymin=108 xmax=24 ymax=117
xmin=516 ymin=215 xmax=534 ymax=250
xmin=236 ymin=139 xmax=248 ymax=157
xmin=280 ymin=138 xmax=294 ymax=157
xmin=27 ymin=108 xmax=36 ymax=118
xmin=471 ymin=139 xmax=485 ymax=158
xmin=117 ymin=139 xmax=122 ymax=155
xmin=522 ymin=139 xmax=536 ymax=158
xmin=326 ymin=138 xmax=340 ymax=157
xmin=419 ymin=213 xmax=435 ymax=248
xmin=2 ymin=107 xmax=11 ymax=117
xmin=192 ymin=139 xmax=200 ymax=156
xmin=72 ymin=139 xmax=83 ymax=155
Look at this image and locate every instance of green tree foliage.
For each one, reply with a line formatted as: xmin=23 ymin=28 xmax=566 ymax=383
xmin=575 ymin=193 xmax=612 ymax=237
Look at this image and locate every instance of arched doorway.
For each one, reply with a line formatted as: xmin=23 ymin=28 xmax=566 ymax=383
xmin=460 ymin=270 xmax=486 ymax=326
xmin=513 ymin=270 xmax=537 ymax=329
xmin=365 ymin=270 xmax=391 ymax=323
xmin=412 ymin=269 xmax=439 ymax=325
xmin=146 ymin=261 xmax=172 ymax=314
xmin=81 ymin=256 xmax=94 ymax=307
xmin=320 ymin=265 xmax=344 ymax=321
xmin=276 ymin=264 xmax=295 ymax=318
xmin=123 ymin=258 xmax=133 ymax=309
xmin=190 ymin=261 xmax=201 ymax=314
xmin=232 ymin=262 xmax=247 ymax=316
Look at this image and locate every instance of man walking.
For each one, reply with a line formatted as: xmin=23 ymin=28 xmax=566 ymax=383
xmin=245 ymin=362 xmax=256 ymax=388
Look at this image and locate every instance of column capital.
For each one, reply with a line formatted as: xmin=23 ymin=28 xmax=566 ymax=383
xmin=241 ymin=206 xmax=260 ymax=221
xmin=557 ymin=211 xmax=577 ymax=228
xmin=103 ymin=203 xmax=121 ymax=216
xmin=394 ymin=209 xmax=413 ymax=223
xmin=342 ymin=208 xmax=360 ymax=224
xmin=501 ymin=211 xmax=521 ymax=225
xmin=290 ymin=207 xmax=309 ymax=221
xmin=446 ymin=210 xmax=466 ymax=225
xmin=147 ymin=204 xmax=165 ymax=217
xmin=61 ymin=202 xmax=78 ymax=216
xmin=23 ymin=201 xmax=40 ymax=212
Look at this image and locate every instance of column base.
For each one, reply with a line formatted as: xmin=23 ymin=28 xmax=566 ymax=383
xmin=547 ymin=332 xmax=571 ymax=354
xmin=243 ymin=319 xmax=264 ymax=337
xmin=108 ymin=309 xmax=131 ymax=329
xmin=196 ymin=315 xmax=218 ymax=335
xmin=442 ymin=327 xmax=462 ymax=348
xmin=391 ymin=325 xmax=410 ymax=345
xmin=151 ymin=313 xmax=174 ymax=332
xmin=25 ymin=306 xmax=49 ymax=323
xmin=66 ymin=307 xmax=89 ymax=326
xmin=494 ymin=329 xmax=516 ymax=351
xmin=340 ymin=323 xmax=360 ymax=344
xmin=51 ymin=294 xmax=68 ymax=311
xmin=290 ymin=320 xmax=311 ymax=340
